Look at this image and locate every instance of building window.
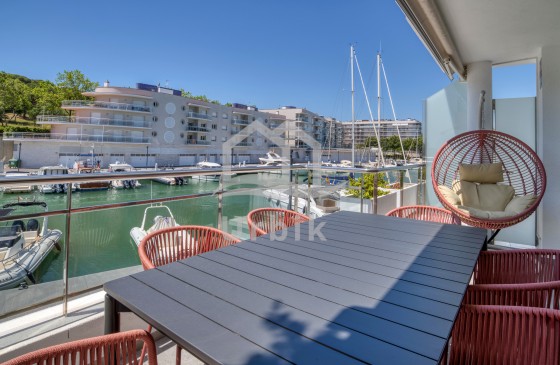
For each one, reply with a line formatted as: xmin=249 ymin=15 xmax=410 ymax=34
xmin=211 ymin=124 xmax=217 ymax=130
xmin=221 ymin=137 xmax=227 ymax=142
xmin=200 ymin=135 xmax=207 ymax=141
xmin=222 ymin=125 xmax=227 ymax=130
xmin=222 ymin=113 xmax=228 ymax=119
xmin=211 ymin=136 xmax=217 ymax=141
xmin=152 ymin=116 xmax=158 ymax=122
xmin=153 ymin=101 xmax=159 ymax=107
xmin=212 ymin=112 xmax=217 ymax=117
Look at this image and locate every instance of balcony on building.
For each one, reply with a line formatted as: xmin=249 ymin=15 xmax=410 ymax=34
xmin=186 ymin=112 xmax=212 ymax=120
xmin=3 ymin=132 xmax=150 ymax=144
xmin=185 ymin=139 xmax=211 ymax=146
xmin=37 ymin=116 xmax=151 ymax=129
xmin=231 ymin=118 xmax=249 ymax=125
xmin=186 ymin=125 xmax=209 ymax=133
xmin=61 ymin=100 xmax=151 ymax=114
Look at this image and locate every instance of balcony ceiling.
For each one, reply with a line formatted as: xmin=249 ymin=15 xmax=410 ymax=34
xmin=435 ymin=0 xmax=560 ymax=64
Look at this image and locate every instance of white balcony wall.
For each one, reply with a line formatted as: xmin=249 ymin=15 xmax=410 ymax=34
xmin=423 ymin=81 xmax=467 ymax=206
xmin=494 ymin=97 xmax=537 ymax=246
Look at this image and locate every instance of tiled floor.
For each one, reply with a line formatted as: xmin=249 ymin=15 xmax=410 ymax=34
xmin=153 ymin=337 xmax=203 ymax=365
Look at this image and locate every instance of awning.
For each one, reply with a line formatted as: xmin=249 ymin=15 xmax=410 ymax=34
xmin=395 ymin=0 xmax=465 ymax=80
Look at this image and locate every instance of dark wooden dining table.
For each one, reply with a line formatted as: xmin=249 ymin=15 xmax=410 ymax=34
xmin=104 ymin=210 xmax=487 ymax=365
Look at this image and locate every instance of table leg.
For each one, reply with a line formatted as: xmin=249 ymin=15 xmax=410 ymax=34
xmin=104 ymin=294 xmax=120 ymax=334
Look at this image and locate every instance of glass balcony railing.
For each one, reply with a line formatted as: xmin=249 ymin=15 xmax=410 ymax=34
xmin=185 ymin=140 xmax=211 ymax=145
xmin=231 ymin=118 xmax=249 ymax=125
xmin=186 ymin=126 xmax=209 ymax=132
xmin=36 ymin=116 xmax=151 ymax=129
xmin=0 ymin=164 xmax=425 ymax=330
xmin=61 ymin=100 xmax=151 ymax=113
xmin=3 ymin=132 xmax=150 ymax=144
xmin=187 ymin=112 xmax=212 ymax=120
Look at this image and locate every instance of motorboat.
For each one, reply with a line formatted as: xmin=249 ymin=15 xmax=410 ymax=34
xmin=2 ymin=172 xmax=34 ymax=194
xmin=0 ymin=201 xmax=62 ymax=290
xmin=263 ymin=185 xmax=340 ymax=218
xmin=108 ymin=162 xmax=141 ymax=189
xmin=73 ymin=161 xmax=111 ymax=191
xmin=37 ymin=166 xmax=76 ymax=193
xmin=192 ymin=161 xmax=236 ymax=182
xmin=130 ymin=204 xmax=179 ymax=246
xmin=259 ymin=151 xmax=290 ymax=166
xmin=152 ymin=167 xmax=188 ymax=185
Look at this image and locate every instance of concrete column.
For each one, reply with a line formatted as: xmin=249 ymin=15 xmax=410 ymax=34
xmin=540 ymin=45 xmax=560 ymax=249
xmin=466 ymin=61 xmax=493 ymax=130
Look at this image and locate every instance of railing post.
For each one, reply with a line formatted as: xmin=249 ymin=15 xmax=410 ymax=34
xmin=294 ymin=169 xmax=299 ymax=211
xmin=218 ymin=173 xmax=223 ymax=230
xmin=62 ymin=184 xmax=72 ymax=316
xmin=372 ymin=173 xmax=378 ymax=215
xmin=399 ymin=170 xmax=405 ymax=208
xmin=360 ymin=175 xmax=364 ymax=213
xmin=416 ymin=167 xmax=422 ymax=205
xmin=306 ymin=169 xmax=311 ymax=217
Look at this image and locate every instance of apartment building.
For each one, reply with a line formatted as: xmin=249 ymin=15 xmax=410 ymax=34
xmin=340 ymin=119 xmax=422 ymax=148
xmin=5 ymin=83 xmax=299 ymax=168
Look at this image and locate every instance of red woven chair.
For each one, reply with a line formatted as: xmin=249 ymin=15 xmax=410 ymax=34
xmin=472 ymin=249 xmax=560 ymax=284
xmin=464 ymin=281 xmax=560 ymax=309
xmin=138 ymin=226 xmax=240 ymax=363
xmin=432 ymin=130 xmax=546 ymax=233
xmin=3 ymin=329 xmax=157 ymax=365
xmin=247 ymin=208 xmax=310 ymax=238
xmin=139 ymin=225 xmax=241 ymax=270
xmin=386 ymin=205 xmax=460 ymax=224
xmin=442 ymin=305 xmax=560 ymax=365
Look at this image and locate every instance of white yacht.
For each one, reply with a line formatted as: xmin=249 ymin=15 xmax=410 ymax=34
xmin=263 ymin=185 xmax=340 ymax=218
xmin=37 ymin=166 xmax=75 ymax=193
xmin=192 ymin=161 xmax=235 ymax=182
xmin=0 ymin=201 xmax=62 ymax=290
xmin=108 ymin=162 xmax=141 ymax=189
xmin=259 ymin=151 xmax=290 ymax=166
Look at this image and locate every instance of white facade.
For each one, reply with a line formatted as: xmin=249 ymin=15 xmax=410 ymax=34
xmin=340 ymin=119 xmax=422 ymax=148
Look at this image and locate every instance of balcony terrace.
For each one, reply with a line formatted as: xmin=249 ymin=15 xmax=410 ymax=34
xmin=186 ymin=112 xmax=212 ymax=120
xmin=185 ymin=140 xmax=211 ymax=145
xmin=61 ymin=100 xmax=151 ymax=113
xmin=231 ymin=118 xmax=249 ymax=125
xmin=186 ymin=125 xmax=209 ymax=133
xmin=3 ymin=132 xmax=150 ymax=144
xmin=36 ymin=116 xmax=152 ymax=129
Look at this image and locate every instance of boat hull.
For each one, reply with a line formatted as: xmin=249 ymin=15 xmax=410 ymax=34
xmin=0 ymin=229 xmax=62 ymax=290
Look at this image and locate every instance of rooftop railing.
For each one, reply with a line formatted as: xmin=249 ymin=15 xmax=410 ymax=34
xmin=61 ymin=100 xmax=151 ymax=113
xmin=37 ymin=116 xmax=151 ymax=129
xmin=3 ymin=132 xmax=150 ymax=144
xmin=0 ymin=163 xmax=425 ymax=321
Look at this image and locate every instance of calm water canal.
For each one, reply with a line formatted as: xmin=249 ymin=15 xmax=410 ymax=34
xmin=0 ymin=172 xmax=290 ymax=285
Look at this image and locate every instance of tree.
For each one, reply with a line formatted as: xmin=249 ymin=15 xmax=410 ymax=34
xmin=55 ymin=70 xmax=98 ymax=101
xmin=29 ymin=81 xmax=64 ymax=119
xmin=346 ymin=173 xmax=390 ymax=199
xmin=0 ymin=77 xmax=32 ymax=122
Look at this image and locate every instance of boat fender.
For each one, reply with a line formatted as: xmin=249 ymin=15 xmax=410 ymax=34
xmin=123 ymin=180 xmax=131 ymax=189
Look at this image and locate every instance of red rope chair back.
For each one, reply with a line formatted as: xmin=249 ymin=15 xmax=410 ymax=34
xmin=3 ymin=330 xmax=157 ymax=365
xmin=139 ymin=225 xmax=241 ymax=269
xmin=432 ymin=130 xmax=546 ymax=230
xmin=473 ymin=249 xmax=560 ymax=284
xmin=386 ymin=205 xmax=460 ymax=224
xmin=247 ymin=208 xmax=310 ymax=238
xmin=446 ymin=305 xmax=560 ymax=365
xmin=464 ymin=281 xmax=560 ymax=310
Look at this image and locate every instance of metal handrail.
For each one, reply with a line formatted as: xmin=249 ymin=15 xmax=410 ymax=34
xmin=62 ymin=100 xmax=151 ymax=113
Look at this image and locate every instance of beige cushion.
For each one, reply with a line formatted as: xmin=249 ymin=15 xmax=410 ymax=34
xmin=458 ymin=206 xmax=515 ymax=219
xmin=476 ymin=184 xmax=515 ymax=211
xmin=438 ymin=185 xmax=461 ymax=206
xmin=505 ymin=195 xmax=537 ymax=215
xmin=459 ymin=163 xmax=504 ymax=183
xmin=454 ymin=180 xmax=480 ymax=207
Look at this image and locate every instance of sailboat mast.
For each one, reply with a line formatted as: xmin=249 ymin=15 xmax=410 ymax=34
xmin=351 ymin=45 xmax=355 ymax=167
xmin=377 ymin=52 xmax=381 ymax=133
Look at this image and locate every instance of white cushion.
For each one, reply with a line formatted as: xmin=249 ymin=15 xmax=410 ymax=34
xmin=505 ymin=195 xmax=537 ymax=215
xmin=438 ymin=185 xmax=461 ymax=206
xmin=476 ymin=184 xmax=515 ymax=211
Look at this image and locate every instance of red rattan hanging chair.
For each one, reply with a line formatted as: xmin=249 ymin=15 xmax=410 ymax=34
xmin=432 ymin=130 xmax=546 ymax=234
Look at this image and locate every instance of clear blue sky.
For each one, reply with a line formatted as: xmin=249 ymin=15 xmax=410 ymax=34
xmin=0 ymin=1 xmax=535 ymax=122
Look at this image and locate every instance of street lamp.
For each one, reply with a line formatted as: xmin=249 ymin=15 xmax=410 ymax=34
xmin=17 ymin=142 xmax=21 ymax=171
